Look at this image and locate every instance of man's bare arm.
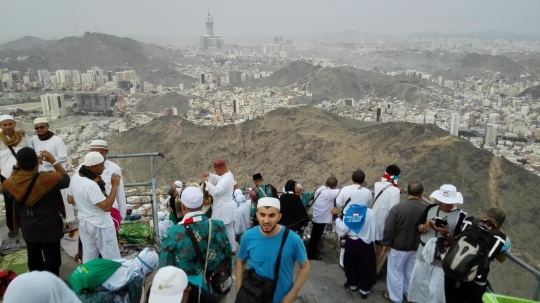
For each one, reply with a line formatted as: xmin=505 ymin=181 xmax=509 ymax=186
xmin=283 ymin=259 xmax=310 ymax=301
xmin=236 ymin=258 xmax=247 ymax=292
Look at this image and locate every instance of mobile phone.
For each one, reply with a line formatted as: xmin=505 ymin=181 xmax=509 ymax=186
xmin=435 ymin=217 xmax=447 ymax=228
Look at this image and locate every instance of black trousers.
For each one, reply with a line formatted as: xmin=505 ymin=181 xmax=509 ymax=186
xmin=1 ymin=175 xmax=13 ymax=231
xmin=444 ymin=277 xmax=488 ymax=303
xmin=26 ymin=240 xmax=62 ymax=276
xmin=307 ymin=222 xmax=326 ymax=259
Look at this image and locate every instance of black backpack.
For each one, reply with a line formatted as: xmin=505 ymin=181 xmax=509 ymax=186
xmin=441 ymin=219 xmax=496 ymax=282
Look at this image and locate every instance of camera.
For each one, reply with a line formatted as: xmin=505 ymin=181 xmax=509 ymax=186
xmin=434 ymin=217 xmax=448 ymax=228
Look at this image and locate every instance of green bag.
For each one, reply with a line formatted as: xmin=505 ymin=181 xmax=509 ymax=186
xmin=118 ymin=221 xmax=155 ymax=245
xmin=68 ymin=259 xmax=122 ymax=294
xmin=482 ymin=293 xmax=537 ymax=303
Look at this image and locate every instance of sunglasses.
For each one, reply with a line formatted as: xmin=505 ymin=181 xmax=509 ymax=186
xmin=34 ymin=125 xmax=47 ymax=130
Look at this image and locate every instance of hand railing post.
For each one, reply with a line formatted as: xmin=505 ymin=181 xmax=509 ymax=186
xmin=533 ymin=277 xmax=539 ymax=301
xmin=150 ymin=155 xmax=160 ymax=247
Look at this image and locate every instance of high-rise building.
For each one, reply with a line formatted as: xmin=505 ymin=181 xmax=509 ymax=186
xmin=78 ymin=94 xmax=112 ymax=112
xmin=376 ymin=107 xmax=382 ymax=122
xmin=41 ymin=93 xmax=66 ymax=120
xmin=485 ymin=126 xmax=498 ymax=146
xmin=469 ymin=114 xmax=476 ymax=128
xmin=229 ymin=71 xmax=242 ymax=85
xmin=450 ymin=113 xmax=460 ymax=136
xmin=199 ymin=11 xmax=224 ymax=49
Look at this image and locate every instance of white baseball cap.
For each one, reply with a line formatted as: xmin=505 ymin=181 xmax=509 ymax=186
xmin=149 ymin=266 xmax=188 ymax=303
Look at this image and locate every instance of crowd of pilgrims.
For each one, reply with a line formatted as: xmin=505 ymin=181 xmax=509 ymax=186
xmin=0 ymin=113 xmax=511 ymax=303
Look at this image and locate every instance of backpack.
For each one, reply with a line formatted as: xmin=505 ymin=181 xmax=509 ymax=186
xmin=68 ymin=258 xmax=122 ymax=294
xmin=441 ymin=219 xmax=496 ymax=282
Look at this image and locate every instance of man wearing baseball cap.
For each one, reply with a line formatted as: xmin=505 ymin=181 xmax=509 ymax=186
xmin=149 ymin=266 xmax=217 ymax=303
xmin=408 ymin=184 xmax=468 ymax=303
xmin=158 ymin=187 xmax=232 ymax=294
xmin=67 ymin=151 xmax=121 ymax=262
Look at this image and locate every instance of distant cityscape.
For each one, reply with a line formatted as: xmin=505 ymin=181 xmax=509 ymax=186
xmin=1 ymin=11 xmax=540 ymax=178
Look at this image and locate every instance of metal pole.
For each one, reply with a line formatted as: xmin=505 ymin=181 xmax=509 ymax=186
xmin=534 ymin=277 xmax=540 ymax=301
xmin=150 ymin=156 xmax=160 ymax=247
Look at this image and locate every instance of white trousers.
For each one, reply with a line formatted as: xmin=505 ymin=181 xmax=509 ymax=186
xmin=387 ymin=249 xmax=416 ymax=303
xmin=408 ymin=260 xmax=446 ymax=303
xmin=79 ymin=220 xmax=121 ymax=263
xmin=61 ymin=189 xmax=76 ymax=223
xmin=225 ymin=221 xmax=236 ymax=252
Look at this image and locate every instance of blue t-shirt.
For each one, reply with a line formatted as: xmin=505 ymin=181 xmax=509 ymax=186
xmin=238 ymin=226 xmax=307 ymax=303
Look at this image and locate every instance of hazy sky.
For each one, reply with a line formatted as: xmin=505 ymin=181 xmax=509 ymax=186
xmin=1 ymin=0 xmax=539 ymax=44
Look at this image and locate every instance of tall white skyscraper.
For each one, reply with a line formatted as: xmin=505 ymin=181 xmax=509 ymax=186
xmin=485 ymin=126 xmax=498 ymax=146
xmin=450 ymin=113 xmax=460 ymax=136
xmin=40 ymin=93 xmax=66 ymax=120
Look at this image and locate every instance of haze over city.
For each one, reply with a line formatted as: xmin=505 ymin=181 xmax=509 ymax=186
xmin=1 ymin=0 xmax=540 ymax=44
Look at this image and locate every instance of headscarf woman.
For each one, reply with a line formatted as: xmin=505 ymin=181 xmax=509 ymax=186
xmin=334 ymin=190 xmax=381 ymax=299
xmin=3 ymin=271 xmax=82 ymax=303
xmin=233 ymin=189 xmax=251 ymax=237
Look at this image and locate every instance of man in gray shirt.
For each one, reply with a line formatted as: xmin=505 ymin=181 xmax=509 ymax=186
xmin=381 ymin=182 xmax=429 ymax=303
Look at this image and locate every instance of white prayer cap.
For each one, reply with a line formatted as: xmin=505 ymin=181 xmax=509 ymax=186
xmin=174 ymin=181 xmax=183 ymax=188
xmin=180 ymin=187 xmax=203 ymax=209
xmin=158 ymin=211 xmax=166 ymax=221
xmin=257 ymin=197 xmax=280 ymax=211
xmin=90 ymin=139 xmax=108 ymax=150
xmin=33 ymin=117 xmax=48 ymax=125
xmin=83 ymin=151 xmax=104 ymax=166
xmin=0 ymin=115 xmax=14 ymax=123
xmin=296 ymin=183 xmax=303 ymax=189
xmin=126 ymin=204 xmax=133 ymax=210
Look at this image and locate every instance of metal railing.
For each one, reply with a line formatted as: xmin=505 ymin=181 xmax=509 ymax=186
xmin=108 ymin=152 xmax=164 ymax=246
xmin=503 ymin=251 xmax=540 ymax=301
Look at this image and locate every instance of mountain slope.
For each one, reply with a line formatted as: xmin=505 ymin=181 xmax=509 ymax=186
xmin=518 ymin=85 xmax=540 ymax=98
xmin=248 ymin=61 xmax=428 ymax=103
xmin=108 ymin=107 xmax=538 ymax=298
xmin=0 ymin=33 xmax=196 ymax=86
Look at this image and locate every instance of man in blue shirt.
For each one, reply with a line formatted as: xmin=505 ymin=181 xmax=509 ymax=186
xmin=237 ymin=197 xmax=310 ymax=303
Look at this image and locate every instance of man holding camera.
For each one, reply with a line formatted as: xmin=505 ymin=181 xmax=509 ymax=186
xmin=408 ymin=184 xmax=468 ymax=303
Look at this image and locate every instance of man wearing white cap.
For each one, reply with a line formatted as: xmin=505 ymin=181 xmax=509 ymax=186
xmin=236 ymin=197 xmax=310 ymax=303
xmin=29 ymin=117 xmax=75 ymax=222
xmin=158 ymin=187 xmax=232 ymax=292
xmin=149 ymin=266 xmax=217 ymax=303
xmin=74 ymin=139 xmax=127 ymax=228
xmin=0 ymin=114 xmax=30 ymax=237
xmin=67 ymin=151 xmax=121 ymax=262
xmin=408 ymin=184 xmax=467 ymax=303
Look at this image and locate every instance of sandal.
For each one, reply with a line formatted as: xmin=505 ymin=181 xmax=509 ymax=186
xmin=382 ymin=290 xmax=391 ymax=302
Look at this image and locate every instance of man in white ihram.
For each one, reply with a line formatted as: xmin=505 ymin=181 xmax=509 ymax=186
xmin=68 ymin=151 xmax=121 ymax=262
xmin=202 ymin=159 xmax=237 ymax=254
xmin=30 ymin=117 xmax=76 ymax=224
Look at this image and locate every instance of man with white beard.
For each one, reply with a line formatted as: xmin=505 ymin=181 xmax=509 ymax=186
xmin=202 ymin=159 xmax=237 ymax=254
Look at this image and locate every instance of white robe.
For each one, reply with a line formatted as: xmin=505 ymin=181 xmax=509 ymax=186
xmin=30 ymin=134 xmax=75 ymax=222
xmin=234 ymin=198 xmax=251 ymax=235
xmin=205 ymin=171 xmax=235 ymax=225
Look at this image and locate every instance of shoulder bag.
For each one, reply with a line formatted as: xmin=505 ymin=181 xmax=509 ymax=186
xmin=235 ymin=228 xmax=290 ymax=303
xmin=306 ymin=187 xmax=323 ymax=221
xmin=185 ymin=219 xmax=233 ymax=298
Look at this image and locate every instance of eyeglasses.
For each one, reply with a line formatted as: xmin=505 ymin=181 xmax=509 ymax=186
xmin=34 ymin=125 xmax=47 ymax=130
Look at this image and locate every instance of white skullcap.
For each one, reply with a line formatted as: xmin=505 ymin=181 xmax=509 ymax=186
xmin=0 ymin=115 xmax=14 ymax=123
xmin=33 ymin=117 xmax=48 ymax=125
xmin=174 ymin=181 xmax=183 ymax=188
xmin=158 ymin=211 xmax=166 ymax=221
xmin=180 ymin=187 xmax=203 ymax=209
xmin=83 ymin=151 xmax=105 ymax=166
xmin=90 ymin=139 xmax=108 ymax=150
xmin=126 ymin=204 xmax=133 ymax=210
xmin=257 ymin=197 xmax=280 ymax=211
xmin=296 ymin=183 xmax=303 ymax=189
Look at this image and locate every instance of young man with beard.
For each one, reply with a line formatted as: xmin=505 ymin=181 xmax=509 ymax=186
xmin=0 ymin=115 xmax=31 ymax=238
xmin=67 ymin=151 xmax=121 ymax=262
xmin=29 ymin=117 xmax=75 ymax=224
xmin=236 ymin=197 xmax=310 ymax=303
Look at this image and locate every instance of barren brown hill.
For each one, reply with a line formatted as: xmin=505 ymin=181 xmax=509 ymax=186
xmin=108 ymin=107 xmax=539 ymax=298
